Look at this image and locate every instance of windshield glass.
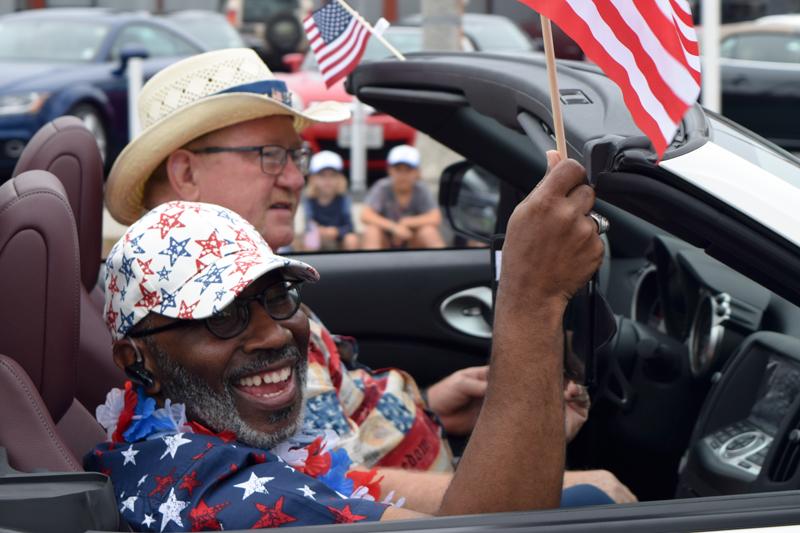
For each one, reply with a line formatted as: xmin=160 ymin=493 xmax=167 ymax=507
xmin=173 ymin=17 xmax=244 ymax=49
xmin=0 ymin=19 xmax=109 ymax=62
xmin=302 ymin=29 xmax=423 ymax=71
xmin=660 ymin=113 xmax=800 ymax=247
xmin=708 ymin=114 xmax=800 ymax=188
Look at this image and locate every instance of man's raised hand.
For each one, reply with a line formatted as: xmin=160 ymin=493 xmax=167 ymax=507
xmin=500 ymin=151 xmax=604 ymax=310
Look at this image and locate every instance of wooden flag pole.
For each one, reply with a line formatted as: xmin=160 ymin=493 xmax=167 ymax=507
xmin=540 ymin=15 xmax=567 ymax=160
xmin=335 ymin=0 xmax=406 ymax=61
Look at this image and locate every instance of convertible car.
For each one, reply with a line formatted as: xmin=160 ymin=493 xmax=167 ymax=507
xmin=3 ymin=51 xmax=800 ymax=532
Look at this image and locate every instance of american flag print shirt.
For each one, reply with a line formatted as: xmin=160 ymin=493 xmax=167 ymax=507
xmin=85 ymin=432 xmax=387 ymax=531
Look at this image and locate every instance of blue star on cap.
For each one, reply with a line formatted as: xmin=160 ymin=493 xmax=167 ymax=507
xmin=194 ymin=263 xmax=230 ymax=294
xmin=157 ymin=266 xmax=171 ymax=282
xmin=159 ymin=236 xmax=191 ymax=267
xmin=120 ymin=255 xmax=136 ymax=286
xmin=117 ymin=311 xmax=135 ymax=336
xmin=159 ymin=289 xmax=177 ymax=314
xmin=129 ymin=233 xmax=146 ymax=254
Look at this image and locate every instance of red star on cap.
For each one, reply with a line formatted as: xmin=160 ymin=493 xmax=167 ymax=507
xmin=180 ymin=471 xmax=201 ymax=496
xmin=135 ymin=282 xmax=161 ymax=309
xmin=233 ymin=228 xmax=257 ymax=250
xmin=252 ymin=497 xmax=296 ymax=528
xmin=195 ymin=230 xmax=225 ymax=260
xmin=137 ymin=258 xmax=155 ymax=276
xmin=108 ymin=275 xmax=120 ymax=294
xmin=230 ymin=257 xmax=260 ymax=277
xmin=148 ymin=210 xmax=186 ymax=239
xmin=327 ymin=505 xmax=367 ymax=524
xmin=105 ymin=308 xmax=119 ymax=329
xmin=189 ymin=499 xmax=228 ymax=531
xmin=177 ymin=300 xmax=200 ymax=319
xmin=230 ymin=278 xmax=252 ymax=297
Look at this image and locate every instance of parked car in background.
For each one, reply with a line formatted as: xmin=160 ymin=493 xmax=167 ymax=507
xmin=0 ymin=7 xmax=206 ymax=179
xmin=233 ymin=0 xmax=304 ymax=71
xmin=398 ymin=13 xmax=535 ymax=54
xmin=164 ymin=9 xmax=247 ymax=50
xmin=718 ymin=16 xmax=800 ymax=150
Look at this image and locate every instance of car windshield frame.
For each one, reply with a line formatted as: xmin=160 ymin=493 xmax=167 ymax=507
xmin=659 ymin=113 xmax=800 ymax=249
xmin=0 ymin=18 xmax=110 ymax=63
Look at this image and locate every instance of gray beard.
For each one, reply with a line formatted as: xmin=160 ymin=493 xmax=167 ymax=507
xmin=146 ymin=337 xmax=307 ymax=450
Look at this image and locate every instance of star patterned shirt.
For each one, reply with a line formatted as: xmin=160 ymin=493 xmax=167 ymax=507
xmin=85 ymin=432 xmax=387 ymax=531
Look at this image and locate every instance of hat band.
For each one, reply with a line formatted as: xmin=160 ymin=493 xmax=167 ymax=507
xmin=214 ymin=80 xmax=292 ymax=108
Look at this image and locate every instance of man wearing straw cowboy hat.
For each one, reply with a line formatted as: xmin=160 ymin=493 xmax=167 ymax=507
xmin=103 ymin=47 xmax=632 ymax=506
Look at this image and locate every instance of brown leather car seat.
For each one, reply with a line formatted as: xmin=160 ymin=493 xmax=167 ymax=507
xmin=12 ymin=116 xmax=125 ymax=414
xmin=0 ymin=171 xmax=104 ymax=472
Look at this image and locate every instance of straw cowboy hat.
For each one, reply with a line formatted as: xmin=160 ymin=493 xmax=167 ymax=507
xmin=105 ymin=48 xmax=350 ymax=225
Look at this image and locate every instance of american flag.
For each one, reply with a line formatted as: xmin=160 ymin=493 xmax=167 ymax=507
xmin=304 ymin=1 xmax=371 ymax=88
xmin=519 ymin=0 xmax=701 ymax=158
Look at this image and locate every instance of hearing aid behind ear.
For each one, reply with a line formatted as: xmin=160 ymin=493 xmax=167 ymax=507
xmin=125 ymin=339 xmax=155 ymax=389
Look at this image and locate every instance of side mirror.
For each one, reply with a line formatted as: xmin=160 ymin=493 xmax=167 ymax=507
xmin=113 ymin=45 xmax=149 ymax=76
xmin=438 ymin=161 xmax=501 ymax=244
xmin=283 ymin=52 xmax=304 ymax=73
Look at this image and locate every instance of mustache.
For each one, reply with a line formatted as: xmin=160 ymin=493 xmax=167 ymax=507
xmin=225 ymin=343 xmax=304 ymax=382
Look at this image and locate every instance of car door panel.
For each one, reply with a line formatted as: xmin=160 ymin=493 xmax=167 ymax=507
xmin=292 ymin=248 xmax=492 ymax=387
xmin=241 ymin=490 xmax=800 ymax=532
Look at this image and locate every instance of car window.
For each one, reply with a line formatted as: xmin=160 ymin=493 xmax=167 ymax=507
xmin=720 ymin=32 xmax=800 ymax=63
xmin=0 ymin=19 xmax=109 ymax=62
xmin=289 ymin=134 xmax=493 ymax=254
xmin=110 ymin=24 xmax=199 ymax=60
xmin=709 ymin=115 xmax=800 ymax=189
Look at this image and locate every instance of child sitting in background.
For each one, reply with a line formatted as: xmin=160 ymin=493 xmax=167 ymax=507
xmin=303 ymin=151 xmax=359 ymax=251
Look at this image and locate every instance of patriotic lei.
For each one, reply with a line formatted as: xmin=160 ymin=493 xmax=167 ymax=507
xmin=95 ymin=382 xmax=403 ymax=506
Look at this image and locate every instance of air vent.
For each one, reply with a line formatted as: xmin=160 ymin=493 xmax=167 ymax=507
xmin=560 ymin=89 xmax=592 ymax=105
xmin=770 ymin=425 xmax=800 ymax=482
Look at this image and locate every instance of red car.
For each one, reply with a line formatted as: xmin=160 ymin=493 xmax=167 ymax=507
xmin=277 ymin=26 xmax=438 ymax=183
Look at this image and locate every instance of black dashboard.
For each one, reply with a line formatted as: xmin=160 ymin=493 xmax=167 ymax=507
xmin=678 ymin=333 xmax=800 ymax=496
xmin=631 ymin=236 xmax=773 ymax=378
xmin=627 ymin=236 xmax=800 ymax=496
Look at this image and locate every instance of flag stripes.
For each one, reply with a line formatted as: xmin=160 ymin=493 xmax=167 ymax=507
xmin=518 ymin=0 xmax=701 ymax=157
xmin=303 ymin=2 xmax=372 ymax=88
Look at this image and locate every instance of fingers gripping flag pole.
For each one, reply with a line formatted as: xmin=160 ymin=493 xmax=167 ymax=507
xmin=519 ymin=0 xmax=701 ymax=160
xmin=540 ymin=15 xmax=568 ymax=160
xmin=303 ymin=0 xmax=404 ymax=89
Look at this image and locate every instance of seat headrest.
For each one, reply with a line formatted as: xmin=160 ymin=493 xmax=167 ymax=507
xmin=13 ymin=116 xmax=104 ymax=290
xmin=0 ymin=171 xmax=81 ymax=422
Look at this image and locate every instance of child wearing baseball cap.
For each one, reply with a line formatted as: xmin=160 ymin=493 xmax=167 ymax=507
xmin=302 ymin=151 xmax=359 ymax=251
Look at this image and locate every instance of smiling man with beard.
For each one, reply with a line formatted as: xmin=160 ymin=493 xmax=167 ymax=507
xmin=88 ymin=144 xmax=607 ymax=530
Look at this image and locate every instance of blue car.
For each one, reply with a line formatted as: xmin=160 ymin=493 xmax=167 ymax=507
xmin=0 ymin=8 xmax=207 ymax=178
